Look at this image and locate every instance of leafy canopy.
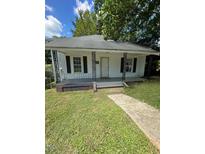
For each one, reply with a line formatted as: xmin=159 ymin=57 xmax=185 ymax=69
xmin=95 ymin=0 xmax=160 ymax=50
xmin=71 ymin=10 xmax=97 ymax=36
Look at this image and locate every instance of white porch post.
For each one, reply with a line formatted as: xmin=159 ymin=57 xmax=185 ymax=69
xmin=50 ymin=49 xmax=57 ymax=83
xmin=92 ymin=52 xmax=96 ymax=81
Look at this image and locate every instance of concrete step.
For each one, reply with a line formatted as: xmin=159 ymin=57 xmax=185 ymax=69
xmin=96 ymin=81 xmax=124 ymax=88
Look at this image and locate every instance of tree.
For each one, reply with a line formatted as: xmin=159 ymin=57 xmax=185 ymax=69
xmin=94 ymin=0 xmax=105 ymax=12
xmin=94 ymin=0 xmax=105 ymax=34
xmin=95 ymin=0 xmax=160 ymax=77
xmin=95 ymin=0 xmax=160 ymax=50
xmin=71 ymin=10 xmax=97 ymax=36
xmin=45 ymin=50 xmax=52 ymax=64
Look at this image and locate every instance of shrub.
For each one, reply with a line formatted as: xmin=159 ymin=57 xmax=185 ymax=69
xmin=45 ymin=64 xmax=54 ymax=89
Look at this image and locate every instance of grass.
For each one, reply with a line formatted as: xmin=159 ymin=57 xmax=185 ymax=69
xmin=46 ymin=89 xmax=159 ymax=154
xmin=124 ymin=79 xmax=160 ymax=109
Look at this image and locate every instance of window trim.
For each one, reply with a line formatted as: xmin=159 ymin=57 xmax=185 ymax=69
xmin=125 ymin=58 xmax=133 ymax=72
xmin=73 ymin=57 xmax=82 ymax=73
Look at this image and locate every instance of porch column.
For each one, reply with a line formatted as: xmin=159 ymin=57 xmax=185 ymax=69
xmin=122 ymin=52 xmax=127 ymax=81
xmin=50 ymin=49 xmax=57 ymax=83
xmin=50 ymin=49 xmax=60 ymax=83
xmin=92 ymin=52 xmax=96 ymax=81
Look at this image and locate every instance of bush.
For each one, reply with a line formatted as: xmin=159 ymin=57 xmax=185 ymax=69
xmin=45 ymin=64 xmax=54 ymax=89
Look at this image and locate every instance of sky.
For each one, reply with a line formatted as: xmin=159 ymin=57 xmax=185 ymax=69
xmin=45 ymin=0 xmax=94 ymax=38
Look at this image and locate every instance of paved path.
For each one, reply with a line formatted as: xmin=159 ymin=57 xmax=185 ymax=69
xmin=108 ymin=94 xmax=160 ymax=150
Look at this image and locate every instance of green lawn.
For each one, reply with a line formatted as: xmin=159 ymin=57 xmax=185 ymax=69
xmin=46 ymin=89 xmax=159 ymax=154
xmin=124 ymin=79 xmax=160 ymax=109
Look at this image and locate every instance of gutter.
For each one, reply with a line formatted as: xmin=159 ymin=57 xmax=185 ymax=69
xmin=45 ymin=47 xmax=160 ymax=56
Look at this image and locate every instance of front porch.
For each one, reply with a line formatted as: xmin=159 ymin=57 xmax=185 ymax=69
xmin=59 ymin=77 xmax=145 ymax=84
xmin=56 ymin=77 xmax=145 ymax=92
xmin=46 ymin=35 xmax=159 ymax=92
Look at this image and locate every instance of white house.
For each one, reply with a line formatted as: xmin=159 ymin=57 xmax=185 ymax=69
xmin=45 ymin=35 xmax=159 ymax=91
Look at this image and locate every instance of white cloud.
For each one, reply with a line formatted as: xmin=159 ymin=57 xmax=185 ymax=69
xmin=74 ymin=0 xmax=94 ymax=16
xmin=45 ymin=15 xmax=63 ymax=38
xmin=45 ymin=4 xmax=53 ymax=12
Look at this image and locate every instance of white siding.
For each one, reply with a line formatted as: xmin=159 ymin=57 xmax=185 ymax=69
xmin=137 ymin=55 xmax=146 ymax=76
xmin=57 ymin=51 xmax=92 ymax=80
xmin=96 ymin=52 xmax=122 ymax=78
xmin=57 ymin=51 xmax=146 ymax=80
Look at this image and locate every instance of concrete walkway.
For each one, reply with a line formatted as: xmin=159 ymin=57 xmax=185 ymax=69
xmin=108 ymin=94 xmax=160 ymax=150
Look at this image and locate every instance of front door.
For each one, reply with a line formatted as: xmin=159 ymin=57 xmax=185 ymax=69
xmin=101 ymin=57 xmax=109 ymax=78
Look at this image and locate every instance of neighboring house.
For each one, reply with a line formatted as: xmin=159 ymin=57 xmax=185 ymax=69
xmin=45 ymin=35 xmax=159 ymax=91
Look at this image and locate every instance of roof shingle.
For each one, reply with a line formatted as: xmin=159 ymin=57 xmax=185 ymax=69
xmin=45 ymin=35 xmax=159 ymax=54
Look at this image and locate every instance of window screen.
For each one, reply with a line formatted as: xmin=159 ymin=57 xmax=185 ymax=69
xmin=125 ymin=59 xmax=132 ymax=72
xmin=73 ymin=57 xmax=82 ymax=72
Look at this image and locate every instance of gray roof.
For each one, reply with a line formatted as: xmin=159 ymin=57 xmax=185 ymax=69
xmin=45 ymin=35 xmax=159 ymax=54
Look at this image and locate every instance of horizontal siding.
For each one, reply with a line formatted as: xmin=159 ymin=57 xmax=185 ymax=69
xmin=57 ymin=51 xmax=92 ymax=80
xmin=57 ymin=51 xmax=146 ymax=80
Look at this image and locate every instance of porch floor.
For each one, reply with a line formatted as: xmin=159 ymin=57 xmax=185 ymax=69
xmin=56 ymin=77 xmax=145 ymax=92
xmin=58 ymin=77 xmax=145 ymax=85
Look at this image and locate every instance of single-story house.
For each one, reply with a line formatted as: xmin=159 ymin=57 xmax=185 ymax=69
xmin=45 ymin=35 xmax=159 ymax=91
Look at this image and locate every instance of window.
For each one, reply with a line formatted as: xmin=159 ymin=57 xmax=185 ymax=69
xmin=125 ymin=59 xmax=132 ymax=72
xmin=73 ymin=57 xmax=82 ymax=72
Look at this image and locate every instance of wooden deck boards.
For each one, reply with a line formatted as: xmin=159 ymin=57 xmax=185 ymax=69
xmin=56 ymin=77 xmax=145 ymax=92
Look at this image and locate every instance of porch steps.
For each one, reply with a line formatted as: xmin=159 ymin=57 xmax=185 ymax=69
xmin=96 ymin=81 xmax=124 ymax=89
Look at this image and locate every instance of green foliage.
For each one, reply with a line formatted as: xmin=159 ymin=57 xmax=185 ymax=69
xmin=45 ymin=51 xmax=54 ymax=89
xmin=95 ymin=0 xmax=160 ymax=49
xmin=153 ymin=60 xmax=160 ymax=72
xmin=45 ymin=64 xmax=54 ymax=89
xmin=94 ymin=0 xmax=105 ymax=12
xmin=144 ymin=55 xmax=160 ymax=76
xmin=94 ymin=0 xmax=105 ymax=34
xmin=156 ymin=60 xmax=160 ymax=71
xmin=45 ymin=50 xmax=52 ymax=64
xmin=72 ymin=10 xmax=97 ymax=36
xmin=46 ymin=89 xmax=159 ymax=153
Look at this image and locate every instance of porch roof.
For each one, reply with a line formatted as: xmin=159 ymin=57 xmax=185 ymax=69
xmin=45 ymin=35 xmax=159 ymax=55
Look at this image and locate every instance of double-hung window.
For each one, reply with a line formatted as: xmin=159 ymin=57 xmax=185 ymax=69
xmin=73 ymin=57 xmax=82 ymax=72
xmin=125 ymin=59 xmax=132 ymax=72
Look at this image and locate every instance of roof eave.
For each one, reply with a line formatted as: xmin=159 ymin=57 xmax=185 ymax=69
xmin=45 ymin=47 xmax=159 ymax=56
